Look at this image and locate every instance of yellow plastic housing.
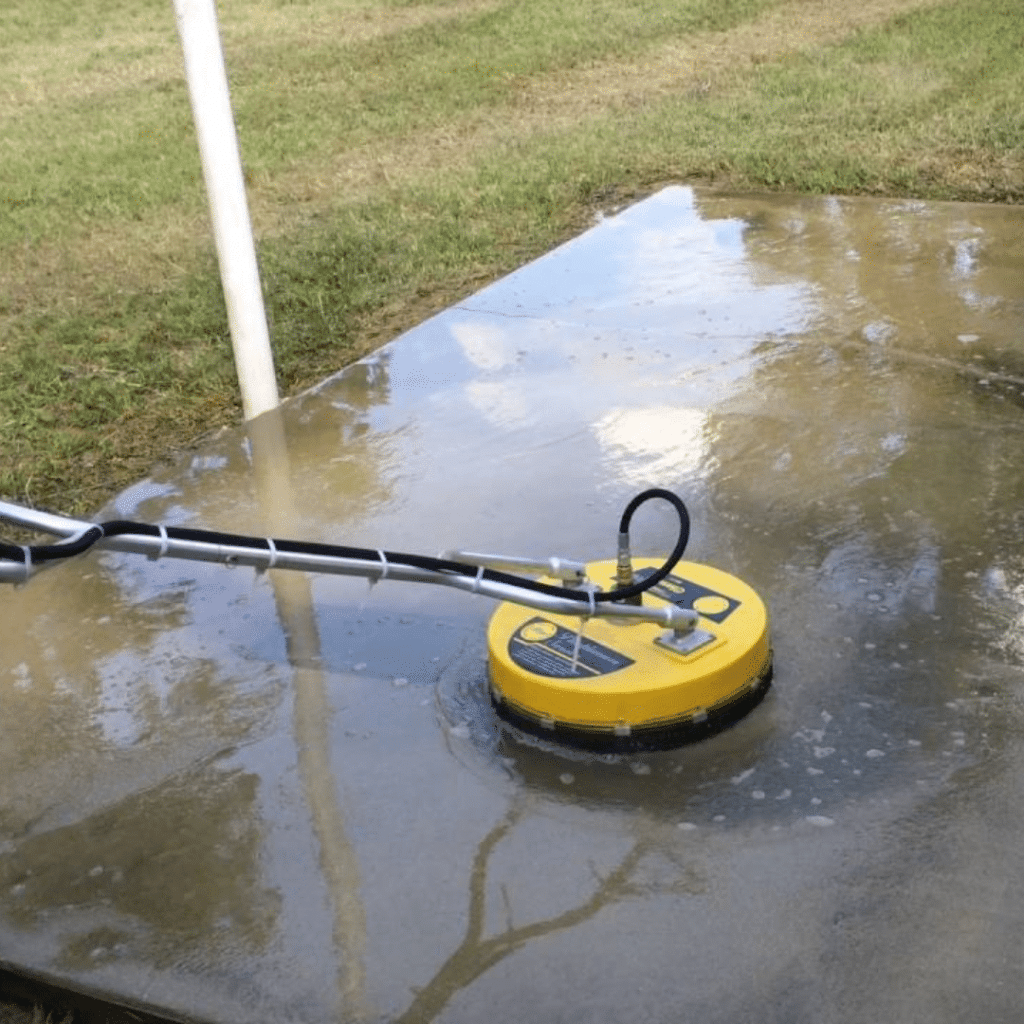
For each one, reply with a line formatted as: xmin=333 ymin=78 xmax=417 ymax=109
xmin=487 ymin=559 xmax=771 ymax=747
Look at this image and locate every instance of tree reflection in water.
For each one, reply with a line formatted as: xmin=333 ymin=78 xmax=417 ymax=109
xmin=395 ymin=798 xmax=703 ymax=1024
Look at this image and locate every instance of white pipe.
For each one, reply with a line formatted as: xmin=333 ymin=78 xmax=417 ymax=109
xmin=172 ymin=0 xmax=279 ymax=421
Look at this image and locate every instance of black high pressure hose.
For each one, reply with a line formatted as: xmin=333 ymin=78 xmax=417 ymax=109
xmin=0 ymin=488 xmax=690 ymax=605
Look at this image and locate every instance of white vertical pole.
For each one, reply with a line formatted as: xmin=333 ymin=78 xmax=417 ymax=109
xmin=172 ymin=0 xmax=280 ymax=421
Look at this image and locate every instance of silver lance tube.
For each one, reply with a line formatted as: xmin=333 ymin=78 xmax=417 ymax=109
xmin=0 ymin=501 xmax=698 ymax=631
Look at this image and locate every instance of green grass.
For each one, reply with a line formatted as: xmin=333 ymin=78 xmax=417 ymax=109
xmin=1 ymin=0 xmax=1022 ymax=517
xmin=0 ymin=0 xmax=781 ymax=246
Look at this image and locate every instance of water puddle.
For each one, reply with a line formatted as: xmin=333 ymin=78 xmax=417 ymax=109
xmin=2 ymin=186 xmax=1024 ymax=1023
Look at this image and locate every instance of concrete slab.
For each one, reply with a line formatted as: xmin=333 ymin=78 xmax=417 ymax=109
xmin=2 ymin=186 xmax=1024 ymax=1024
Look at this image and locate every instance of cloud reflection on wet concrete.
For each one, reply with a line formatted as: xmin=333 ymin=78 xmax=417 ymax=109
xmin=2 ymin=187 xmax=1024 ymax=1023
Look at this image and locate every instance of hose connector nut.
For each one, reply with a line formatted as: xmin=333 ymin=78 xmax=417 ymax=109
xmin=616 ymin=531 xmax=642 ymax=605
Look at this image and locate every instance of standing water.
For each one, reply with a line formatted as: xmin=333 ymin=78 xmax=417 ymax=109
xmin=2 ymin=187 xmax=1024 ymax=1024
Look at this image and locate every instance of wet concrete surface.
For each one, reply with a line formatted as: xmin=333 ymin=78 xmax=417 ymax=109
xmin=2 ymin=186 xmax=1024 ymax=1023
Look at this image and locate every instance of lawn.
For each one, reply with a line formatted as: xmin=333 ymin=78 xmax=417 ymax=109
xmin=1 ymin=0 xmax=1022 ymax=517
